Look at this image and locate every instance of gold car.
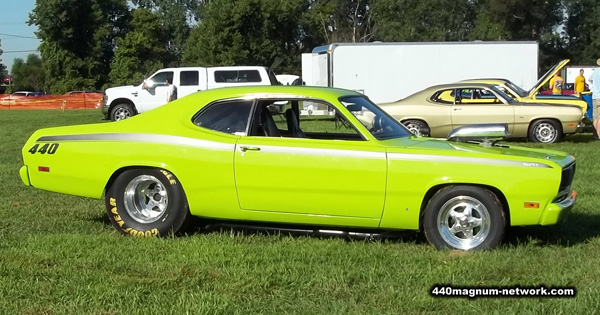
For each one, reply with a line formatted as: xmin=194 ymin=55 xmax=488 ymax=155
xmin=462 ymin=59 xmax=588 ymax=112
xmin=379 ymin=83 xmax=584 ymax=143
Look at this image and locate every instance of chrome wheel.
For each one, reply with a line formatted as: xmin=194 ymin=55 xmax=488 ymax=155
xmin=534 ymin=122 xmax=557 ymax=143
xmin=437 ymin=196 xmax=491 ymax=250
xmin=403 ymin=120 xmax=428 ymax=137
xmin=123 ymin=175 xmax=169 ymax=224
xmin=113 ymin=107 xmax=132 ymax=121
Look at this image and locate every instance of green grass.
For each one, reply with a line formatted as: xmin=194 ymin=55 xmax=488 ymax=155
xmin=2 ymin=110 xmax=600 ymax=314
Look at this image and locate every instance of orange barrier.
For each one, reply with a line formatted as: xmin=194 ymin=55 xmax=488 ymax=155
xmin=0 ymin=93 xmax=102 ymax=110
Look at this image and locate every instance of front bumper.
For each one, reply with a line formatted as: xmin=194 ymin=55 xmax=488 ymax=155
xmin=539 ymin=191 xmax=577 ymax=225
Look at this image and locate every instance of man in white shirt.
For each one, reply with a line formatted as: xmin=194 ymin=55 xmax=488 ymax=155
xmin=166 ymin=78 xmax=177 ymax=102
xmin=589 ymin=58 xmax=600 ymax=139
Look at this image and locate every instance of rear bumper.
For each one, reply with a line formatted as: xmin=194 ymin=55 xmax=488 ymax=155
xmin=539 ymin=191 xmax=577 ymax=225
xmin=19 ymin=165 xmax=31 ymax=186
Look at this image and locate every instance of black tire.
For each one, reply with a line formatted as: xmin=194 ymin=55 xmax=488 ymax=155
xmin=110 ymin=103 xmax=136 ymax=121
xmin=528 ymin=119 xmax=563 ymax=143
xmin=423 ymin=185 xmax=505 ymax=250
xmin=105 ymin=169 xmax=190 ymax=237
xmin=403 ymin=120 xmax=430 ymax=137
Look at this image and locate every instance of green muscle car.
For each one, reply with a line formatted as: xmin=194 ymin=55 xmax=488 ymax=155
xmin=19 ymin=86 xmax=577 ymax=250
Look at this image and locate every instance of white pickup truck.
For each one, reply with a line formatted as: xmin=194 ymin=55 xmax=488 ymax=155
xmin=102 ymin=66 xmax=277 ymax=121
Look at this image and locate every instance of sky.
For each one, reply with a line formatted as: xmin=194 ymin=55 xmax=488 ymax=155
xmin=0 ymin=0 xmax=40 ymax=73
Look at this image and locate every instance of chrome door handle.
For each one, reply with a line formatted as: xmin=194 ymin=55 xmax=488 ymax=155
xmin=240 ymin=146 xmax=261 ymax=152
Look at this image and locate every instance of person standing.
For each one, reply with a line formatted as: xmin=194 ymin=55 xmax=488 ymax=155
xmin=574 ymin=69 xmax=586 ymax=94
xmin=590 ymin=59 xmax=600 ymax=140
xmin=166 ymin=78 xmax=177 ymax=102
xmin=549 ymin=73 xmax=564 ymax=95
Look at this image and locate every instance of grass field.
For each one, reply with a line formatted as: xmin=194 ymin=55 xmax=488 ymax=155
xmin=2 ymin=110 xmax=600 ymax=314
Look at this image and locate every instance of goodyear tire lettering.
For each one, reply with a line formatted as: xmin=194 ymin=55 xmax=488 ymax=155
xmin=160 ymin=170 xmax=177 ymax=185
xmin=108 ymin=199 xmax=158 ymax=237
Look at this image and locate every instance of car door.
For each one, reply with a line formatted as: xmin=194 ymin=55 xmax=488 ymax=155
xmin=451 ymin=87 xmax=515 ymax=134
xmin=233 ymin=99 xmax=387 ymax=224
xmin=138 ymin=70 xmax=173 ymax=112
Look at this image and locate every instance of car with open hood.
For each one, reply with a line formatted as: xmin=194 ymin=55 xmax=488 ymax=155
xmin=462 ymin=59 xmax=588 ymax=112
xmin=379 ymin=82 xmax=584 ymax=143
xmin=20 ymin=86 xmax=577 ymax=250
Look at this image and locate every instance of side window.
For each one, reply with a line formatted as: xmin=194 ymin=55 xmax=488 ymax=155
xmin=180 ymin=71 xmax=199 ymax=86
xmin=148 ymin=71 xmax=174 ymax=87
xmin=214 ymin=70 xmax=262 ymax=83
xmin=455 ymin=88 xmax=502 ymax=104
xmin=250 ymin=99 xmax=363 ymax=140
xmin=193 ymin=100 xmax=253 ymax=135
xmin=431 ymin=89 xmax=455 ymax=104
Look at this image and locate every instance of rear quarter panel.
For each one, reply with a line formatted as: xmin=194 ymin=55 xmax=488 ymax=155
xmin=512 ymin=104 xmax=583 ymax=136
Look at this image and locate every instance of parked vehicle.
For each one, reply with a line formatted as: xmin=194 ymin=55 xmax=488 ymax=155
xmin=102 ymin=66 xmax=278 ymax=121
xmin=301 ymin=41 xmax=539 ymax=103
xmin=21 ymin=86 xmax=576 ymax=250
xmin=463 ymin=60 xmax=588 ymax=111
xmin=379 ymin=82 xmax=584 ymax=143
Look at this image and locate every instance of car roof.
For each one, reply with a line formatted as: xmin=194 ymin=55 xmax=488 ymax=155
xmin=192 ymin=85 xmax=364 ymax=100
xmin=460 ymin=78 xmax=510 ymax=84
xmin=424 ymin=82 xmax=499 ymax=91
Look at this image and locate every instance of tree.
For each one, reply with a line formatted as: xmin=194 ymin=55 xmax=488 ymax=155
xmin=468 ymin=0 xmax=564 ymax=70
xmin=10 ymin=54 xmax=45 ymax=91
xmin=372 ymin=0 xmax=474 ymax=41
xmin=564 ymin=0 xmax=600 ymax=65
xmin=182 ymin=0 xmax=311 ymax=74
xmin=0 ymin=39 xmax=7 ymax=85
xmin=109 ymin=8 xmax=167 ymax=86
xmin=29 ymin=0 xmax=128 ymax=93
xmin=305 ymin=0 xmax=374 ymax=43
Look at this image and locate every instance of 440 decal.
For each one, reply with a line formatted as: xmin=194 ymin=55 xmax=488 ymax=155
xmin=28 ymin=143 xmax=59 ymax=155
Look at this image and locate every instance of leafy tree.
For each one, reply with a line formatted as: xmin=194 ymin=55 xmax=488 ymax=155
xmin=0 ymin=39 xmax=7 ymax=85
xmin=109 ymin=8 xmax=167 ymax=86
xmin=132 ymin=0 xmax=198 ymax=66
xmin=305 ymin=0 xmax=374 ymax=43
xmin=564 ymin=0 xmax=600 ymax=65
xmin=182 ymin=0 xmax=310 ymax=74
xmin=372 ymin=0 xmax=474 ymax=41
xmin=468 ymin=0 xmax=564 ymax=70
xmin=10 ymin=54 xmax=45 ymax=91
xmin=29 ymin=0 xmax=128 ymax=93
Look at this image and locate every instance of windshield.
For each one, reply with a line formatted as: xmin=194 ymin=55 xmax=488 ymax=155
xmin=504 ymin=80 xmax=528 ymax=98
xmin=490 ymin=86 xmax=518 ymax=104
xmin=339 ymin=95 xmax=412 ymax=140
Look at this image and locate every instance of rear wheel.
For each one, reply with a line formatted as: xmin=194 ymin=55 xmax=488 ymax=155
xmin=403 ymin=120 xmax=429 ymax=137
xmin=105 ymin=169 xmax=190 ymax=237
xmin=423 ymin=185 xmax=505 ymax=250
xmin=110 ymin=103 xmax=135 ymax=121
xmin=528 ymin=119 xmax=562 ymax=143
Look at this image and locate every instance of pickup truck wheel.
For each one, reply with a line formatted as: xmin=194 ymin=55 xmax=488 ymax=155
xmin=403 ymin=120 xmax=429 ymax=137
xmin=110 ymin=103 xmax=135 ymax=121
xmin=528 ymin=119 xmax=562 ymax=143
xmin=423 ymin=186 xmax=505 ymax=250
xmin=105 ymin=169 xmax=190 ymax=237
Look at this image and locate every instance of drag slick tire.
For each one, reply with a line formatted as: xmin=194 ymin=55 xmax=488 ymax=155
xmin=423 ymin=185 xmax=505 ymax=250
xmin=105 ymin=168 xmax=190 ymax=237
xmin=110 ymin=103 xmax=135 ymax=121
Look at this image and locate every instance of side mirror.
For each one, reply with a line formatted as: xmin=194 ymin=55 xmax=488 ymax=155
xmin=447 ymin=123 xmax=508 ymax=147
xmin=142 ymin=79 xmax=155 ymax=90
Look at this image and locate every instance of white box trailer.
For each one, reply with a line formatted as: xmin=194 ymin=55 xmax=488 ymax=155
xmin=302 ymin=41 xmax=539 ymax=103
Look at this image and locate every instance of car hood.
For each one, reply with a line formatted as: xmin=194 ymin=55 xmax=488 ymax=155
xmin=105 ymin=85 xmax=137 ymax=94
xmin=383 ymin=137 xmax=574 ymax=168
xmin=528 ymin=59 xmax=570 ymax=97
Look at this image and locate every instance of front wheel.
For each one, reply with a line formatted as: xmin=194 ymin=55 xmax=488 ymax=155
xmin=105 ymin=169 xmax=190 ymax=237
xmin=528 ymin=119 xmax=562 ymax=143
xmin=423 ymin=186 xmax=505 ymax=250
xmin=110 ymin=103 xmax=136 ymax=121
xmin=403 ymin=120 xmax=430 ymax=137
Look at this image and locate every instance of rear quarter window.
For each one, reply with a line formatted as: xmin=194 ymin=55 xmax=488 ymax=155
xmin=193 ymin=100 xmax=254 ymax=135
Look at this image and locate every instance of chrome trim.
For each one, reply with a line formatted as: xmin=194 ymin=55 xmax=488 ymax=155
xmin=37 ymin=133 xmax=235 ymax=151
xmin=447 ymin=124 xmax=508 ymax=143
xmin=388 ymin=152 xmax=552 ymax=168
